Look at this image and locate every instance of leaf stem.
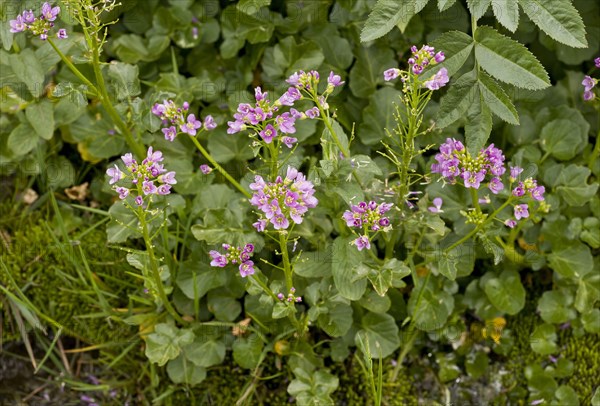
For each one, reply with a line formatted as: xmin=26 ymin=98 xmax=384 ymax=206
xmin=46 ymin=38 xmax=97 ymax=94
xmin=138 ymin=207 xmax=186 ymax=325
xmin=445 ymin=196 xmax=515 ymax=253
xmin=189 ymin=136 xmax=251 ymax=198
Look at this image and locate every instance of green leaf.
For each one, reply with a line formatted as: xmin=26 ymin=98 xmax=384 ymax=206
xmin=361 ymin=0 xmax=422 ymax=41
xmin=349 ymin=45 xmax=396 ymax=98
xmin=548 ymin=242 xmax=593 ymax=279
xmin=207 ymin=295 xmax=241 ymax=322
xmin=466 ymin=351 xmax=489 ymax=379
xmin=492 ymin=0 xmax=519 ymax=32
xmin=437 ymin=71 xmax=478 ymax=128
xmin=332 ymin=237 xmax=367 ymax=301
xmin=477 ymin=71 xmax=519 ymax=124
xmin=537 ymin=290 xmax=576 ymax=324
xmin=358 ymin=87 xmax=404 ymax=146
xmin=8 ymin=123 xmax=38 ymax=156
xmin=183 ymin=338 xmax=226 ymax=368
xmin=438 ymin=0 xmax=456 ymax=12
xmin=317 ymin=301 xmax=353 ymax=337
xmin=288 ymin=368 xmax=339 ymax=406
xmin=465 ymin=92 xmax=492 ymax=154
xmin=207 ymin=128 xmax=255 ymax=163
xmin=107 ymin=61 xmax=141 ymax=100
xmin=554 ymin=165 xmax=599 ymax=207
xmin=321 ymin=119 xmax=349 ymax=160
xmin=581 ymin=309 xmax=600 ymax=334
xmin=261 ymin=36 xmax=324 ymax=79
xmin=25 ymin=101 xmax=54 ymax=140
xmin=530 ymin=323 xmax=558 ymax=355
xmin=575 ymin=272 xmax=600 ymax=313
xmin=355 ymin=312 xmax=400 ymax=358
xmin=233 ymin=334 xmax=264 ymax=369
xmin=9 ymin=49 xmax=45 ymax=97
xmin=410 ymin=287 xmax=454 ymax=330
xmin=467 ymin=0 xmax=492 ymax=20
xmin=359 ymin=289 xmax=391 ymax=313
xmin=554 ymin=385 xmax=580 ymax=406
xmin=474 ymin=26 xmax=550 ymax=90
xmin=145 ymin=324 xmax=194 ymax=366
xmin=520 ymin=0 xmax=587 ymax=48
xmin=176 ymin=262 xmax=228 ymax=300
xmin=237 ymin=0 xmax=271 ymax=14
xmin=437 ymin=244 xmax=476 ymax=280
xmin=540 ymin=119 xmax=587 ymax=161
xmin=426 ymin=31 xmax=474 ymax=78
xmin=166 ymin=356 xmax=206 ymax=385
xmin=484 ymin=270 xmax=526 ymax=315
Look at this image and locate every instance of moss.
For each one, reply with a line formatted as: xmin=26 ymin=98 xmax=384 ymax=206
xmin=0 ymin=207 xmax=133 ymax=344
xmin=560 ymin=330 xmax=600 ymax=404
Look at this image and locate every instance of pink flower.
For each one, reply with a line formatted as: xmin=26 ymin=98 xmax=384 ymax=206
xmin=259 ymin=124 xmax=277 ymax=143
xmin=504 ymin=219 xmax=517 ymax=228
xmin=384 ymin=68 xmax=400 ymax=81
xmin=354 ymin=235 xmax=370 ymax=251
xmin=239 ymin=261 xmax=255 ymax=277
xmin=514 ymin=204 xmax=529 ymax=220
xmin=428 ymin=197 xmax=443 ymax=213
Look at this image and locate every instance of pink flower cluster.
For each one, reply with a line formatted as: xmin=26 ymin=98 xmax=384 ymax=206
xmin=277 ymin=287 xmax=302 ymax=303
xmin=342 ymin=201 xmax=393 ymax=251
xmin=10 ymin=2 xmax=66 ymax=40
xmin=431 ymin=138 xmax=507 ymax=193
xmin=384 ymin=45 xmax=448 ymax=90
xmin=249 ymin=167 xmax=318 ymax=231
xmin=152 ymin=100 xmax=215 ymax=141
xmin=227 ymin=70 xmax=344 ymax=148
xmin=106 ymin=147 xmax=176 ymax=206
xmin=209 ymin=243 xmax=255 ymax=277
xmin=582 ymin=75 xmax=597 ymax=101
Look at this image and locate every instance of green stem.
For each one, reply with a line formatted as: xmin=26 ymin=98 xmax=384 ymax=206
xmin=89 ymin=39 xmax=145 ymax=159
xmin=470 ymin=188 xmax=481 ymax=212
xmin=390 ymin=269 xmax=431 ymax=382
xmin=189 ymin=136 xmax=251 ymax=198
xmin=279 ymin=233 xmax=293 ymax=291
xmin=390 ymin=328 xmax=418 ymax=382
xmin=445 ymin=196 xmax=516 ymax=253
xmin=46 ymin=38 xmax=97 ymax=94
xmin=139 ymin=209 xmax=186 ymax=325
xmin=316 ymin=101 xmax=349 ymax=158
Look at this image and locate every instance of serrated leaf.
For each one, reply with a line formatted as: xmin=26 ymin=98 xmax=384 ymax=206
xmin=474 ymin=26 xmax=550 ymax=90
xmin=438 ymin=0 xmax=456 ymax=12
xmin=465 ymin=92 xmax=492 ymax=154
xmin=492 ymin=0 xmax=519 ymax=32
xmin=358 ymin=87 xmax=404 ymax=146
xmin=436 ymin=71 xmax=478 ymax=128
xmin=425 ymin=31 xmax=474 ymax=79
xmin=361 ymin=0 xmax=418 ymax=41
xmin=467 ymin=0 xmax=491 ymax=20
xmin=520 ymin=0 xmax=587 ymax=48
xmin=477 ymin=71 xmax=519 ymax=124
